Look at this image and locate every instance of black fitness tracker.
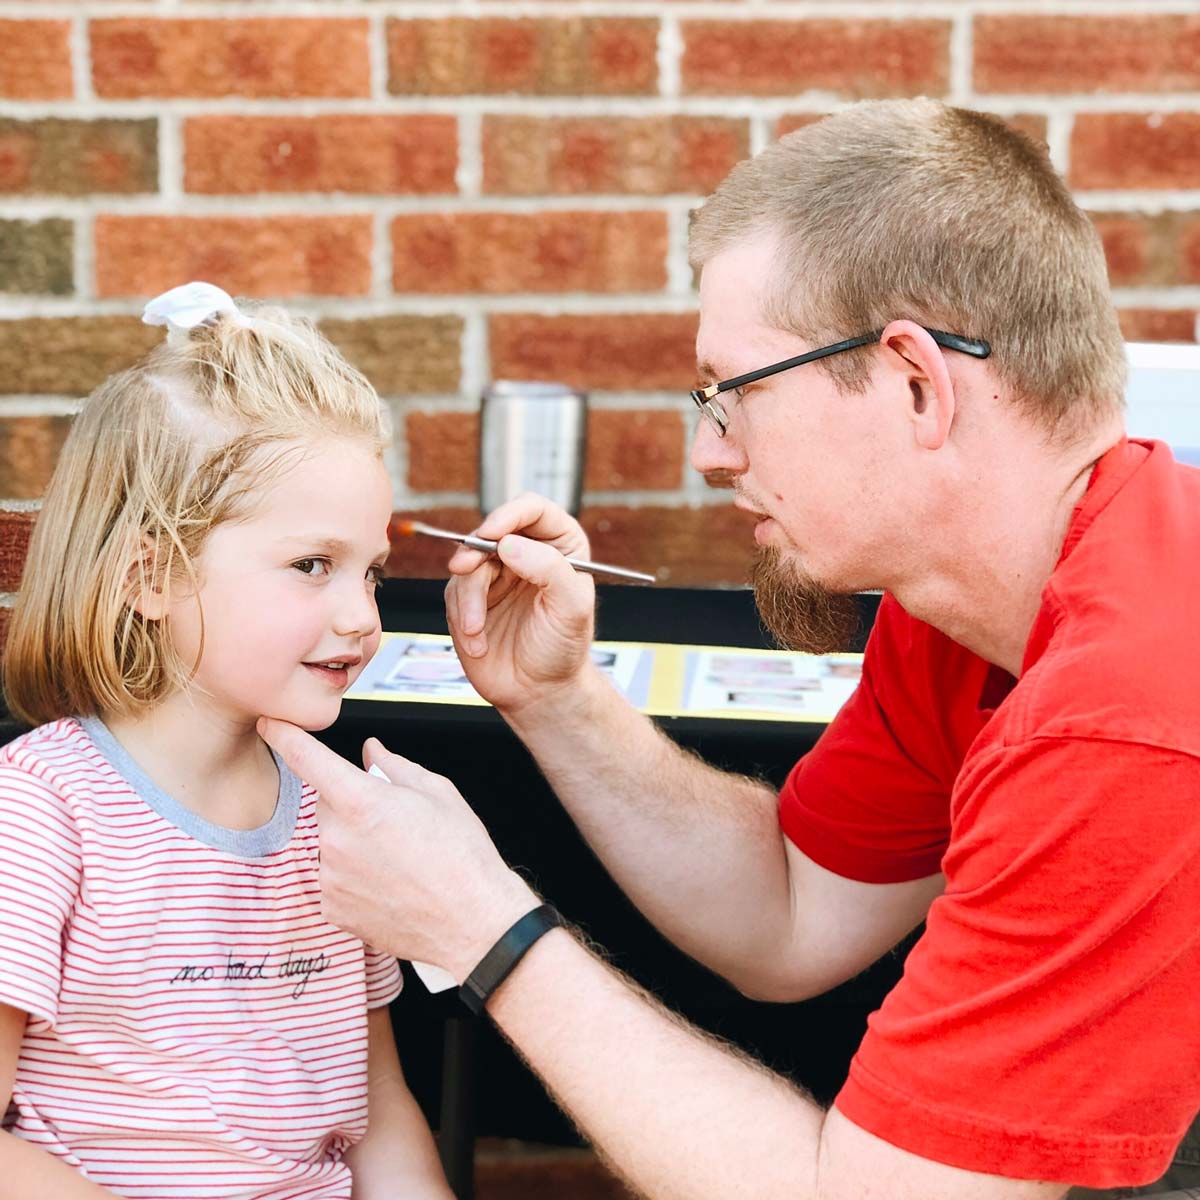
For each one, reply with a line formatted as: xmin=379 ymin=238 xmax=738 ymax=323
xmin=459 ymin=903 xmax=564 ymax=1016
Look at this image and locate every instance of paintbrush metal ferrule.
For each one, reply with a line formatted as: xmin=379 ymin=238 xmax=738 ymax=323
xmin=402 ymin=520 xmax=655 ymax=584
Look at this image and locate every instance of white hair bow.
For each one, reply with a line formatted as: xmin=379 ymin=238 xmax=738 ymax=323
xmin=142 ymin=281 xmax=254 ymax=345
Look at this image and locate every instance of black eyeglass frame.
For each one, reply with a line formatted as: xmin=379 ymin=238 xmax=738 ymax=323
xmin=690 ymin=327 xmax=991 ymax=437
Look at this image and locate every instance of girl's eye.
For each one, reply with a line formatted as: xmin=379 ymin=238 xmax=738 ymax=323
xmin=293 ymin=558 xmax=331 ymax=577
xmin=367 ymin=566 xmax=386 ymax=590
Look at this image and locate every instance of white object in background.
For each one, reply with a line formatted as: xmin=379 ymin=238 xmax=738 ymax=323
xmin=1124 ymin=342 xmax=1200 ymax=466
xmin=366 ymin=763 xmax=459 ymax=993
xmin=479 ymin=381 xmax=588 ymax=516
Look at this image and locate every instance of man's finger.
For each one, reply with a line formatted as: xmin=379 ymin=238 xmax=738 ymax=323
xmin=258 ymin=717 xmax=369 ymax=800
xmin=497 ymin=535 xmax=594 ymax=611
xmin=476 ymin=492 xmax=587 ymax=556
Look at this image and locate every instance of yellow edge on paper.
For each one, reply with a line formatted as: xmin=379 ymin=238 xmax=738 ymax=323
xmin=346 ymin=631 xmax=863 ymax=725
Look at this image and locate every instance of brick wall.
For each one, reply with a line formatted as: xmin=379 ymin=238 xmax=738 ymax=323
xmin=3 ymin=1 xmax=1200 ymax=616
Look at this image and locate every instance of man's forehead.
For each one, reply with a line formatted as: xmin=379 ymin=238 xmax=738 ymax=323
xmin=696 ymin=240 xmax=795 ymax=377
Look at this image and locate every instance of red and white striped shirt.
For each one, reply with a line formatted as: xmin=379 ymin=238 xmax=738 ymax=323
xmin=0 ymin=717 xmax=402 ymax=1199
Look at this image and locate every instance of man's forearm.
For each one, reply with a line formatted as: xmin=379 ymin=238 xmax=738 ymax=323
xmin=487 ymin=929 xmax=1069 ymax=1200
xmin=489 ymin=927 xmax=823 ymax=1200
xmin=501 ymin=664 xmax=794 ymax=984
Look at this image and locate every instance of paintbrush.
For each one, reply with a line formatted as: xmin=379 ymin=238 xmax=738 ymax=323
xmin=394 ymin=518 xmax=657 ymax=585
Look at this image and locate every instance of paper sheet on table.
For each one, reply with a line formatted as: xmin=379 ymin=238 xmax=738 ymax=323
xmin=347 ymin=632 xmax=863 ymax=724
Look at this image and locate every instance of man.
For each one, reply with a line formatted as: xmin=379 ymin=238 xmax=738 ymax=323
xmin=261 ymin=99 xmax=1200 ymax=1198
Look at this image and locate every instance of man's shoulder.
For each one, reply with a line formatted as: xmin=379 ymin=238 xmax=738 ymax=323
xmin=1024 ymin=449 xmax=1200 ymax=756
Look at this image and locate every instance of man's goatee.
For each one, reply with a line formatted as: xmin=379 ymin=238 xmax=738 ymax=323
xmin=750 ymin=547 xmax=861 ymax=655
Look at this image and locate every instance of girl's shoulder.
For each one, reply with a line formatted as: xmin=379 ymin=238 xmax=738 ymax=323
xmin=2 ymin=715 xmax=87 ymax=762
xmin=1 ymin=717 xmax=98 ymax=797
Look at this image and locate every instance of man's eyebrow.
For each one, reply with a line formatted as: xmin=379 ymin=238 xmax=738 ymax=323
xmin=696 ymin=359 xmax=728 ymax=386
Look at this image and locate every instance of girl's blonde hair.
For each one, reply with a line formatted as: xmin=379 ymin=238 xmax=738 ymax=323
xmin=4 ymin=302 xmax=389 ymax=727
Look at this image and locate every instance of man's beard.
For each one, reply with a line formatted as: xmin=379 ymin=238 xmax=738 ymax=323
xmin=750 ymin=546 xmax=861 ymax=654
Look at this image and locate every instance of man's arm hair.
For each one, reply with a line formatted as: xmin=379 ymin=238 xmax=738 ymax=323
xmin=505 ymin=664 xmax=941 ymax=1000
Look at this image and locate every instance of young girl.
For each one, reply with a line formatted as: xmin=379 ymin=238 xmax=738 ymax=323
xmin=0 ymin=283 xmax=454 ymax=1199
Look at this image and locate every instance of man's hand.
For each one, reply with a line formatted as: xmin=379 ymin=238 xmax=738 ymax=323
xmin=443 ymin=493 xmax=598 ymax=717
xmin=257 ymin=718 xmax=538 ymax=980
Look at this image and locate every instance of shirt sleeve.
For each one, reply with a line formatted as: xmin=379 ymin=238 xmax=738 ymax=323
xmin=835 ymin=736 xmax=1200 ymax=1189
xmin=779 ymin=594 xmax=996 ymax=883
xmin=363 ymin=946 xmax=402 ymax=1009
xmin=0 ymin=757 xmax=82 ymax=1029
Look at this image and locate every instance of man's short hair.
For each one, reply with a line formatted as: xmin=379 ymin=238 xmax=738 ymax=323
xmin=689 ymin=98 xmax=1126 ymax=440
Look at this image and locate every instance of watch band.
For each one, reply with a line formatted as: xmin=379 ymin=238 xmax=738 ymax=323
xmin=459 ymin=903 xmax=563 ymax=1016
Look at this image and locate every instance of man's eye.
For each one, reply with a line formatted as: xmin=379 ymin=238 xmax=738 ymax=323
xmin=293 ymin=558 xmax=331 ymax=577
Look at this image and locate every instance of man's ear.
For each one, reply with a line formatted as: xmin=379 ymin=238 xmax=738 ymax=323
xmin=126 ymin=533 xmax=168 ymax=621
xmin=878 ymin=320 xmax=956 ymax=451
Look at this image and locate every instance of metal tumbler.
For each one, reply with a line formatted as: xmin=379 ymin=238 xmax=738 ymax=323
xmin=478 ymin=380 xmax=588 ymax=516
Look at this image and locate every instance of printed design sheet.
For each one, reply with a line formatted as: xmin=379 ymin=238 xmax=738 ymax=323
xmin=348 ymin=633 xmax=653 ymax=709
xmin=348 ymin=632 xmax=863 ymax=724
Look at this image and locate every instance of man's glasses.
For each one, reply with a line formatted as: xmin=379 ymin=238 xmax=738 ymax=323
xmin=690 ymin=328 xmax=991 ymax=437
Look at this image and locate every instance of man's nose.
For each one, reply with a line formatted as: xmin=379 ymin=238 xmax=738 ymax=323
xmin=689 ymin=414 xmax=747 ymax=479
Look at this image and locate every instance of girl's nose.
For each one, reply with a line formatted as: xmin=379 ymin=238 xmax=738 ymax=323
xmin=333 ymin=578 xmax=382 ymax=640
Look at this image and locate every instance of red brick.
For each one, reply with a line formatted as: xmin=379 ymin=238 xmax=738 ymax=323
xmin=92 ymin=18 xmax=370 ymax=99
xmin=0 ymin=219 xmax=73 ymax=294
xmin=583 ymin=503 xmax=757 ymax=588
xmin=775 ymin=114 xmax=827 ymax=139
xmin=385 ymin=501 xmax=757 ymax=586
xmin=1117 ymin=309 xmax=1197 ymax=344
xmin=1003 ymin=113 xmax=1050 ymax=146
xmin=185 ymin=116 xmax=457 ymax=196
xmin=681 ymin=20 xmax=950 ymax=97
xmin=1182 ymin=224 xmax=1200 ymax=286
xmin=0 ymin=511 xmax=34 ymax=593
xmin=391 ymin=212 xmax=666 ymax=294
xmin=585 ymin=410 xmax=684 ymax=491
xmin=0 ymin=119 xmax=157 ymax=196
xmin=387 ymin=505 xmax=482 ymax=579
xmin=975 ymin=15 xmax=1200 ymax=94
xmin=777 ymin=110 xmax=1047 ymax=147
xmin=387 ymin=18 xmax=657 ymax=96
xmin=483 ymin=116 xmax=748 ymax=196
xmin=0 ymin=20 xmax=72 ymax=99
xmin=0 ymin=604 xmax=11 ymax=664
xmin=1091 ymin=213 xmax=1152 ymax=286
xmin=407 ymin=411 xmax=479 ymax=493
xmin=0 ymin=416 xmax=74 ymax=501
xmin=1089 ymin=212 xmax=1200 ymax=287
xmin=1071 ymin=114 xmax=1200 ymax=191
xmin=95 ymin=215 xmax=373 ymax=298
xmin=320 ymin=316 xmax=462 ymax=396
xmin=490 ymin=313 xmax=698 ymax=391
xmin=0 ymin=317 xmax=160 ymax=395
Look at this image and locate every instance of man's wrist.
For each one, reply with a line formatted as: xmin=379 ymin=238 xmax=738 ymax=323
xmin=459 ymin=903 xmax=564 ymax=1015
xmin=447 ymin=871 xmax=541 ymax=984
xmin=501 ymin=659 xmax=612 ymax=741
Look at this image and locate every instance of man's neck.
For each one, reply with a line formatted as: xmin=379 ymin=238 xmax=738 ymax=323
xmin=891 ymin=424 xmax=1124 ymax=676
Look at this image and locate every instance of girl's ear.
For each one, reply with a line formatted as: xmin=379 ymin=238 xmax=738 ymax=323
xmin=127 ymin=534 xmax=168 ymax=621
